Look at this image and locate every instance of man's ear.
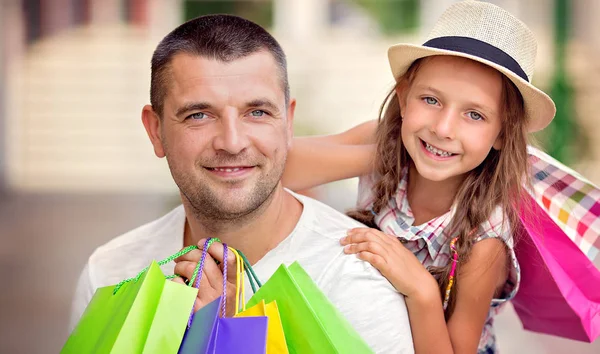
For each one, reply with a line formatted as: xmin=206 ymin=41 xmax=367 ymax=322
xmin=141 ymin=105 xmax=166 ymax=158
xmin=285 ymin=98 xmax=296 ymax=150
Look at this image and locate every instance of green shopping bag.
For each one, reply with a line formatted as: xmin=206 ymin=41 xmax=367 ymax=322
xmin=62 ymin=257 xmax=198 ymax=353
xmin=246 ymin=262 xmax=374 ymax=354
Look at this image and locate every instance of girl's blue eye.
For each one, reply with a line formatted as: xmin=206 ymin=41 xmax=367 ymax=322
xmin=250 ymin=110 xmax=266 ymax=117
xmin=424 ymin=97 xmax=438 ymax=105
xmin=468 ymin=111 xmax=483 ymax=121
xmin=189 ymin=112 xmax=207 ymax=120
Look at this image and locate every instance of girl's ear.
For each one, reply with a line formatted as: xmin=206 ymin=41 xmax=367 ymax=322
xmin=492 ymin=135 xmax=503 ymax=150
xmin=394 ymin=82 xmax=410 ymax=114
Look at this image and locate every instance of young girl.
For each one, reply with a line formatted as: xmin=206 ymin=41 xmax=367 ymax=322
xmin=283 ymin=1 xmax=556 ymax=353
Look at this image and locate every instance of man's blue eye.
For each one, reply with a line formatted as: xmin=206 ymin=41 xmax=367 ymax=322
xmin=189 ymin=112 xmax=206 ymax=120
xmin=250 ymin=110 xmax=266 ymax=117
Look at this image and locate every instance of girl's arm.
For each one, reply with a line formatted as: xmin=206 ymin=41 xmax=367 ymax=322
xmin=444 ymin=238 xmax=508 ymax=352
xmin=282 ymin=120 xmax=378 ymax=191
xmin=407 ymin=238 xmax=507 ymax=353
xmin=341 ymin=230 xmax=508 ymax=354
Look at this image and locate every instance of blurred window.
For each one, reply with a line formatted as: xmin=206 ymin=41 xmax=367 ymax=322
xmin=183 ymin=0 xmax=274 ymax=28
xmin=23 ymin=0 xmax=41 ymax=43
xmin=346 ymin=0 xmax=419 ymax=34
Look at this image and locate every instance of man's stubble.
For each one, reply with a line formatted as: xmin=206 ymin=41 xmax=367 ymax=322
xmin=166 ymin=149 xmax=287 ymax=229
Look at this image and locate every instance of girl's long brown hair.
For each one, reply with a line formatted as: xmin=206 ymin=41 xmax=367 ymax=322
xmin=349 ymin=57 xmax=530 ymax=318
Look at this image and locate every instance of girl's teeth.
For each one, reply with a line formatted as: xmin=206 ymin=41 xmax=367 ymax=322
xmin=425 ymin=142 xmax=452 ymax=157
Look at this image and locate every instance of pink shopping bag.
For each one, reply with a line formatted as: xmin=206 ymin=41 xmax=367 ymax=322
xmin=512 ymin=147 xmax=600 ymax=342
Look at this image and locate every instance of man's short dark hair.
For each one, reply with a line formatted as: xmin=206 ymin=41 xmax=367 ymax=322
xmin=150 ymin=14 xmax=290 ymax=117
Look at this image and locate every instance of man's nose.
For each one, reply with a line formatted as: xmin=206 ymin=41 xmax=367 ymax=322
xmin=212 ymin=111 xmax=250 ymax=155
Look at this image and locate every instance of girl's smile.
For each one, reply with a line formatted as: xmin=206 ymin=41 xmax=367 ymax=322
xmin=419 ymin=139 xmax=458 ymax=160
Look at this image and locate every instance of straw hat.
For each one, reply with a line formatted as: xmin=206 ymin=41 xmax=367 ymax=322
xmin=388 ymin=0 xmax=556 ymax=132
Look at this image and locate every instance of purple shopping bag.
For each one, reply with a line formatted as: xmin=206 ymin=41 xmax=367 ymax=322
xmin=178 ymin=296 xmax=268 ymax=353
xmin=178 ymin=239 xmax=268 ymax=353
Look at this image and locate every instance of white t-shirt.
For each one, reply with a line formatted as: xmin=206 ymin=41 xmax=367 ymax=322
xmin=70 ymin=191 xmax=414 ymax=353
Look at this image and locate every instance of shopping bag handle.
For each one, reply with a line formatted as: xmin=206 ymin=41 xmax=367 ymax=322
xmin=228 ymin=247 xmax=245 ymax=314
xmin=191 ymin=241 xmax=247 ymax=316
xmin=189 ymin=238 xmax=220 ymax=289
xmin=227 ymin=248 xmax=265 ymax=312
xmin=183 ymin=238 xmax=228 ymax=328
xmin=189 ymin=238 xmax=230 ymax=320
xmin=220 ymin=242 xmax=229 ymax=318
xmin=112 ymin=241 xmax=219 ymax=295
xmin=236 ymin=250 xmax=263 ymax=293
xmin=111 ymin=239 xmax=262 ymax=306
xmin=189 ymin=240 xmax=262 ymax=296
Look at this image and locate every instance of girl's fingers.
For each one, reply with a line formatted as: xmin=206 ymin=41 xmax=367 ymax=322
xmin=340 ymin=230 xmax=375 ymax=245
xmin=347 ymin=227 xmax=390 ymax=240
xmin=348 ymin=227 xmax=373 ymax=233
xmin=355 ymin=251 xmax=387 ymax=270
xmin=342 ymin=228 xmax=395 ymax=247
xmin=343 ymin=239 xmax=387 ymax=258
xmin=364 ymin=229 xmax=397 ymax=245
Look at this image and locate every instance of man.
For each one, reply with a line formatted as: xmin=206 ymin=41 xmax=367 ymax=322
xmin=70 ymin=15 xmax=413 ymax=353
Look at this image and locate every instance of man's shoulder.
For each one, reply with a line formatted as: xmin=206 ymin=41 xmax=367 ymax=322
xmin=289 ymin=191 xmax=374 ymax=279
xmin=86 ymin=205 xmax=186 ymax=286
xmin=296 ymin=210 xmax=414 ymax=353
xmin=92 ymin=205 xmax=185 ymax=257
xmin=292 ymin=191 xmax=365 ymax=238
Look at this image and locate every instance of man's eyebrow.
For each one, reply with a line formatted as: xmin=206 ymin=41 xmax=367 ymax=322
xmin=175 ymin=102 xmax=212 ymax=117
xmin=246 ymin=99 xmax=280 ymax=113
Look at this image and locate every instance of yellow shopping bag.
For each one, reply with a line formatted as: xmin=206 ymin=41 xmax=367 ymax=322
xmin=229 ymin=247 xmax=289 ymax=354
xmin=236 ymin=300 xmax=288 ymax=354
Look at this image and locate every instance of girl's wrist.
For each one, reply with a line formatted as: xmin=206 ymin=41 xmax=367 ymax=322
xmin=405 ymin=276 xmax=440 ymax=307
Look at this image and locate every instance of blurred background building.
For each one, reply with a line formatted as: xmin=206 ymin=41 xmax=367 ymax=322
xmin=0 ymin=0 xmax=599 ymax=353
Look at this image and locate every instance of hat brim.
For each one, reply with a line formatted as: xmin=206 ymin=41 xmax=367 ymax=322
xmin=388 ymin=43 xmax=556 ymax=132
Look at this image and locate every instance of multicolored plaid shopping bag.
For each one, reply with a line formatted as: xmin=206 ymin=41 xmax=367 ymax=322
xmin=526 ymin=146 xmax=600 ymax=260
xmin=512 ymin=146 xmax=600 ymax=342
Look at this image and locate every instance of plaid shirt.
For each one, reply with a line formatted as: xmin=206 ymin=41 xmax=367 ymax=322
xmin=357 ymin=171 xmax=520 ymax=354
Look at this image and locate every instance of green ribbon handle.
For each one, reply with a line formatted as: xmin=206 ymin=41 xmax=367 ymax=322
xmin=112 ymin=240 xmax=263 ymax=295
xmin=112 ymin=244 xmax=207 ymax=295
xmin=236 ymin=250 xmax=263 ymax=294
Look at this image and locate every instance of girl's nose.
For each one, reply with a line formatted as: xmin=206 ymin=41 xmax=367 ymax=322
xmin=430 ymin=109 xmax=456 ymax=140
